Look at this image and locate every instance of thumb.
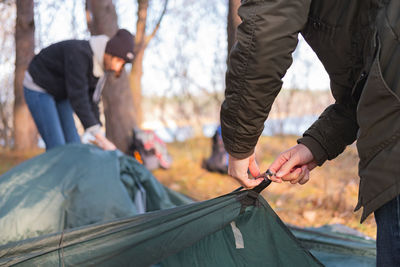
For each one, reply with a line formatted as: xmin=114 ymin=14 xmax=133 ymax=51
xmin=269 ymin=153 xmax=289 ymax=175
xmin=276 ymin=155 xmax=299 ymax=177
xmin=248 ymin=155 xmax=260 ymax=178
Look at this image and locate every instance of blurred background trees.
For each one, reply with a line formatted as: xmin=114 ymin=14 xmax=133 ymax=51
xmin=0 ymin=0 xmax=332 ymax=150
xmin=0 ymin=0 xmax=16 ymax=148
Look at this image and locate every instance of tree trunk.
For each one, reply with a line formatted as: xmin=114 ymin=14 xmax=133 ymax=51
xmin=129 ymin=44 xmax=145 ymax=128
xmin=128 ymin=0 xmax=148 ymax=127
xmin=13 ymin=0 xmax=37 ymax=151
xmin=86 ymin=0 xmax=137 ymax=153
xmin=128 ymin=0 xmax=167 ymax=127
xmin=227 ymin=0 xmax=241 ymax=54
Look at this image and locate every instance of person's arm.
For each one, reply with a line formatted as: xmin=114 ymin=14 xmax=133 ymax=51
xmin=91 ymin=100 xmax=101 ymax=125
xmin=220 ymin=0 xmax=311 ymax=187
xmin=64 ymin=49 xmax=116 ymax=150
xmin=298 ymin=102 xmax=359 ymax=166
xmin=64 ymin=50 xmax=100 ymax=129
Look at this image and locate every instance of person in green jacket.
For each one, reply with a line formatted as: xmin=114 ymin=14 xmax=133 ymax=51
xmin=220 ymin=0 xmax=400 ymax=266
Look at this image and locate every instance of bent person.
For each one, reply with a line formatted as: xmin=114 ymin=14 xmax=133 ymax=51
xmin=24 ymin=29 xmax=135 ymax=150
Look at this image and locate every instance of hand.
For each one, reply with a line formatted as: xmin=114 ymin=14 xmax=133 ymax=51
xmin=228 ymin=152 xmax=264 ymax=188
xmin=268 ymin=144 xmax=317 ymax=185
xmin=92 ymin=133 xmax=117 ymax=150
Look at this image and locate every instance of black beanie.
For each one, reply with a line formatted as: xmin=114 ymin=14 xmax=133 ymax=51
xmin=105 ymin=29 xmax=135 ymax=63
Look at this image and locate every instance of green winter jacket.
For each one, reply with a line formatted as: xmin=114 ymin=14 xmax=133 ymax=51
xmin=220 ymin=0 xmax=400 ymax=222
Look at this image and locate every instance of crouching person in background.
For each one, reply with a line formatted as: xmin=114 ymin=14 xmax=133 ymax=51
xmin=23 ymin=29 xmax=135 ymax=150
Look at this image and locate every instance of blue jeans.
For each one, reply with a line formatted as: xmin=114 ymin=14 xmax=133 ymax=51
xmin=24 ymin=87 xmax=81 ymax=150
xmin=374 ymin=195 xmax=400 ymax=267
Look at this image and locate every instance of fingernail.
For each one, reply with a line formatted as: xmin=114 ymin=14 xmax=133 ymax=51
xmin=276 ymin=171 xmax=283 ymax=177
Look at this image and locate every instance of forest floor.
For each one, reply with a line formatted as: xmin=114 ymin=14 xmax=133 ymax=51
xmin=0 ymin=135 xmax=376 ymax=238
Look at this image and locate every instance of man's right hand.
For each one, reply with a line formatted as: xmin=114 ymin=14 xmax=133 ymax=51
xmin=228 ymin=153 xmax=264 ymax=188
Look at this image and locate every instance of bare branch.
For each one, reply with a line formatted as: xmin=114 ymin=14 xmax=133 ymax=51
xmin=0 ymin=0 xmax=14 ymax=5
xmin=85 ymin=0 xmax=94 ymax=34
xmin=145 ymin=0 xmax=168 ymax=46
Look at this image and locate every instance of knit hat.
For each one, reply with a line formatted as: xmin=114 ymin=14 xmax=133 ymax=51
xmin=105 ymin=29 xmax=135 ymax=63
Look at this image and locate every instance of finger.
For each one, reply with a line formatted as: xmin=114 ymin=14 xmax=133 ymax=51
xmin=290 ymin=171 xmax=304 ymax=184
xmin=248 ymin=155 xmax=260 ymax=178
xmin=298 ymin=176 xmax=309 ymax=185
xmin=290 ymin=165 xmax=310 ymax=185
xmin=276 ymin=155 xmax=301 ymax=178
xmin=104 ymin=140 xmax=116 ymax=150
xmin=281 ymin=167 xmax=302 ymax=182
xmin=298 ymin=170 xmax=310 ymax=185
xmin=234 ymin=176 xmax=264 ymax=189
xmin=105 ymin=144 xmax=116 ymax=150
xmin=290 ymin=165 xmax=307 ymax=184
xmin=269 ymin=154 xmax=289 ymax=175
xmin=269 ymin=176 xmax=283 ymax=183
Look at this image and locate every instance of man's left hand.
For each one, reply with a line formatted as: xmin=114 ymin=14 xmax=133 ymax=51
xmin=269 ymin=144 xmax=317 ymax=185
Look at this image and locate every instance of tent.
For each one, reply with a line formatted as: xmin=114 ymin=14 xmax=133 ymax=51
xmin=0 ymin=145 xmax=375 ymax=266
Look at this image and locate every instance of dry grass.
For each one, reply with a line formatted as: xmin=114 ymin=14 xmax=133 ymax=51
xmin=0 ymin=148 xmax=43 ymax=175
xmin=154 ymin=136 xmax=376 ymax=238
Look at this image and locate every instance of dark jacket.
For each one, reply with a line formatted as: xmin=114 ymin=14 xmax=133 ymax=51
xmin=28 ymin=40 xmax=100 ymax=129
xmin=220 ymin=0 xmax=400 ymax=222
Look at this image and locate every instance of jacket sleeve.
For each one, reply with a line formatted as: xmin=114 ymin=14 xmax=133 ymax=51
xmin=220 ymin=0 xmax=311 ymax=159
xmin=298 ymin=96 xmax=359 ymax=166
xmin=91 ymin=100 xmax=101 ymax=126
xmin=64 ymin=51 xmax=100 ymax=129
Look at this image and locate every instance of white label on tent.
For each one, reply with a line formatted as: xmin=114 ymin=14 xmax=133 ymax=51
xmin=230 ymin=221 xmax=244 ymax=249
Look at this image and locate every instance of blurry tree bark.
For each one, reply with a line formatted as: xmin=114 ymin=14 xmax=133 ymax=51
xmin=227 ymin=0 xmax=241 ymax=54
xmin=85 ymin=0 xmax=137 ymax=153
xmin=0 ymin=2 xmax=14 ymax=148
xmin=13 ymin=0 xmax=37 ymax=150
xmin=129 ymin=0 xmax=168 ymax=127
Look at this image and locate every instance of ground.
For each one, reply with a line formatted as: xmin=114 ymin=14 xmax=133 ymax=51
xmin=0 ymin=135 xmax=376 ymax=238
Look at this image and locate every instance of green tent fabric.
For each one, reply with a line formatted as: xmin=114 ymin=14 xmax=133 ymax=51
xmin=292 ymin=225 xmax=376 ymax=266
xmin=0 ymin=145 xmax=375 ymax=266
xmin=1 ymin=189 xmax=322 ymax=267
xmin=0 ymin=145 xmax=190 ymax=246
